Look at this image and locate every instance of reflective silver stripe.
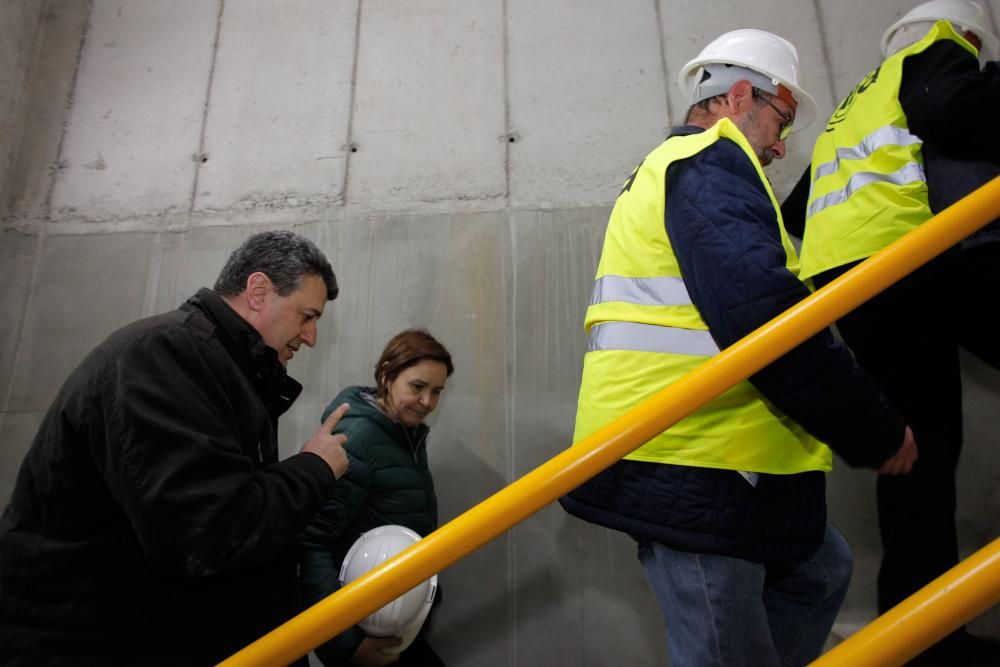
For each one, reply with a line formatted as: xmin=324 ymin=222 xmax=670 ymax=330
xmin=587 ymin=321 xmax=720 ymax=356
xmin=807 ymin=161 xmax=925 ymax=219
xmin=589 ymin=275 xmax=694 ymax=307
xmin=813 ymin=126 xmax=922 ymax=181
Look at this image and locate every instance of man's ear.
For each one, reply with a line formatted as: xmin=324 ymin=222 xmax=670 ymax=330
xmin=726 ymin=80 xmax=755 ymax=115
xmin=245 ymin=271 xmax=273 ymax=313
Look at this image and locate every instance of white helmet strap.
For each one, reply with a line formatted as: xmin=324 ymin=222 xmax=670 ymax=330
xmin=690 ymin=63 xmax=780 ymax=105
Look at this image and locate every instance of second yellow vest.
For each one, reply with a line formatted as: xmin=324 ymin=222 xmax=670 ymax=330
xmin=799 ymin=21 xmax=979 ymax=280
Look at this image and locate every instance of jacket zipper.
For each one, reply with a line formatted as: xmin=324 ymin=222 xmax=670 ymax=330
xmin=400 ymin=425 xmax=428 ymax=464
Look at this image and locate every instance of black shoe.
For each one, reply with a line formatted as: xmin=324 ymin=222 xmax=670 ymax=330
xmin=906 ymin=630 xmax=1000 ymax=667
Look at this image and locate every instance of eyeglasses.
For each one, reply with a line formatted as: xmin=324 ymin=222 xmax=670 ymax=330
xmin=752 ymin=88 xmax=794 ymax=140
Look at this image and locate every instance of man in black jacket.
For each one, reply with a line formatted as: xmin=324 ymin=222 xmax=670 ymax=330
xmin=782 ymin=2 xmax=1000 ymax=664
xmin=922 ymin=65 xmax=1000 ymax=371
xmin=0 ymin=231 xmax=350 ymax=665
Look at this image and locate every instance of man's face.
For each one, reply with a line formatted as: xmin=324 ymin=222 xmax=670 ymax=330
xmin=736 ymin=90 xmax=794 ymax=167
xmin=254 ymin=273 xmax=328 ymax=366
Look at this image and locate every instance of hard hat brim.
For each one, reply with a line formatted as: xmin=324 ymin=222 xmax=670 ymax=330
xmin=881 ymin=10 xmax=1000 ymax=60
xmin=339 ymin=525 xmax=438 ymax=643
xmin=678 ymin=57 xmax=818 ymax=134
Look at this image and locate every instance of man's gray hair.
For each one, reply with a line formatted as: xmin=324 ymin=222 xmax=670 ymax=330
xmin=214 ymin=231 xmax=338 ymax=300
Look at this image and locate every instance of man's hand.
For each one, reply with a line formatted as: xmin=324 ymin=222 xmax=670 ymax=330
xmin=302 ymin=403 xmax=350 ymax=478
xmin=879 ymin=425 xmax=918 ymax=475
xmin=349 ymin=636 xmax=402 ymax=666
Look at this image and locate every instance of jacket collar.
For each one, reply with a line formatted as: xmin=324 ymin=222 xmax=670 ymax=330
xmin=668 ymin=124 xmax=706 ymax=140
xmin=183 ymin=288 xmax=302 ymax=418
xmin=338 ymin=386 xmax=430 ymax=450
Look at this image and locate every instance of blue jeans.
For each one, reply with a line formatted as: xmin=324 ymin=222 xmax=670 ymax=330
xmin=637 ymin=522 xmax=852 ymax=667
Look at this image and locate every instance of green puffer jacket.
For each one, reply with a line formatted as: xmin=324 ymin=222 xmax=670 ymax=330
xmin=299 ymin=385 xmax=438 ymax=666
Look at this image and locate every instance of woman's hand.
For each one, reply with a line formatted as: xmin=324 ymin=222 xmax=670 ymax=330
xmin=349 ymin=636 xmax=403 ymax=666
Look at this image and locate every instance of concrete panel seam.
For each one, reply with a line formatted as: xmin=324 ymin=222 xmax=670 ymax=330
xmin=654 ymin=0 xmax=674 ymax=129
xmin=44 ymin=0 xmax=95 ymax=219
xmin=1 ymin=0 xmax=48 ymax=220
xmin=340 ymin=0 xmax=363 ymax=206
xmin=188 ymin=0 xmax=226 ymax=219
xmin=1 ymin=231 xmax=45 ymax=416
xmin=141 ymin=234 xmax=164 ymax=317
xmin=813 ymin=0 xmax=840 ymax=106
xmin=502 ymin=0 xmax=512 ymax=205
xmin=505 ymin=209 xmax=517 ymax=667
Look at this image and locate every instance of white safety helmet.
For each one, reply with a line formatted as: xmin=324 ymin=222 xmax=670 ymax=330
xmin=339 ymin=525 xmax=437 ymax=654
xmin=678 ymin=28 xmax=818 ymax=133
xmin=881 ymin=0 xmax=998 ymax=61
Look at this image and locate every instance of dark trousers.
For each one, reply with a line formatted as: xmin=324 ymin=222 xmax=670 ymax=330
xmin=956 ymin=243 xmax=1000 ymax=368
xmin=815 ymin=245 xmax=999 ymax=613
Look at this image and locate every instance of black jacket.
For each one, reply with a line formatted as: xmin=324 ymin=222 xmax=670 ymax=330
xmin=923 ymin=60 xmax=1000 ymax=246
xmin=0 ymin=289 xmax=336 ymax=665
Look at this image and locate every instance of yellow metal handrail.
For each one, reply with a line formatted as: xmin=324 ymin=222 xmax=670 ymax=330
xmin=812 ymin=537 xmax=1000 ymax=666
xmin=221 ymin=176 xmax=1000 ymax=667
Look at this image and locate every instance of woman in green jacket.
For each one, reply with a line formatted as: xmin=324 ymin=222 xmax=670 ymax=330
xmin=300 ymin=329 xmax=453 ymax=667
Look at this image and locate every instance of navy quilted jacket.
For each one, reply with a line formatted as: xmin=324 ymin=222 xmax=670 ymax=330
xmin=562 ymin=127 xmax=904 ymax=571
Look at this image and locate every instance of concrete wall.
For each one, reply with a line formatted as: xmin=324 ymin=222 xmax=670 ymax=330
xmin=0 ymin=0 xmax=45 ymax=220
xmin=1 ymin=1 xmax=999 ymax=664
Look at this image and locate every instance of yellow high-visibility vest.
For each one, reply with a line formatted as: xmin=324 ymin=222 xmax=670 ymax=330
xmin=575 ymin=118 xmax=832 ymax=474
xmin=799 ymin=21 xmax=979 ymax=280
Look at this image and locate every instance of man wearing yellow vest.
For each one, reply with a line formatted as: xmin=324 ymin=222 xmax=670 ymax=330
xmin=561 ymin=29 xmax=916 ymax=666
xmin=786 ymin=1 xmax=1000 ymax=663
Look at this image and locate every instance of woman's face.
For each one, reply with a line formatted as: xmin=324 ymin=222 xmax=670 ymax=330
xmin=381 ymin=360 xmax=449 ymax=428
